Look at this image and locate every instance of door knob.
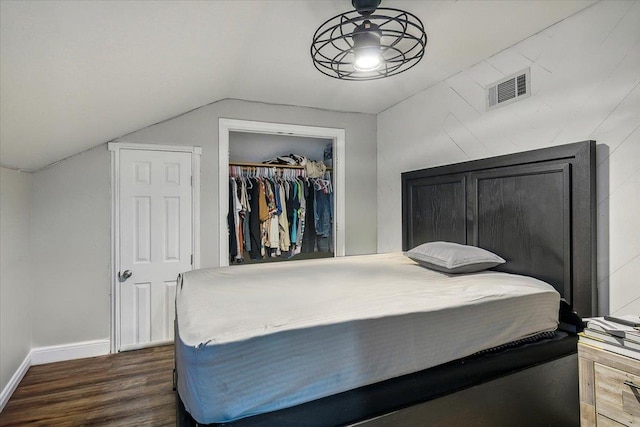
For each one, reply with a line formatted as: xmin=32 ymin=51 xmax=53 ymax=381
xmin=119 ymin=270 xmax=133 ymax=282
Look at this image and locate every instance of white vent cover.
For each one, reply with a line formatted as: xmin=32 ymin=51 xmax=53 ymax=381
xmin=486 ymin=68 xmax=531 ymax=110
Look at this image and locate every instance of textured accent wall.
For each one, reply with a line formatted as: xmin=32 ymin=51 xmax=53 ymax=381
xmin=377 ymin=0 xmax=640 ymax=316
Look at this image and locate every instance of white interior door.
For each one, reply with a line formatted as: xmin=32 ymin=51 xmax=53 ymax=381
xmin=118 ymin=149 xmax=193 ymax=351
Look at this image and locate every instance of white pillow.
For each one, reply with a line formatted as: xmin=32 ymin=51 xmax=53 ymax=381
xmin=404 ymin=241 xmax=505 ymax=274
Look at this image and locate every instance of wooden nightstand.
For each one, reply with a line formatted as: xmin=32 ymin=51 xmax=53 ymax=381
xmin=578 ymin=342 xmax=640 ymax=426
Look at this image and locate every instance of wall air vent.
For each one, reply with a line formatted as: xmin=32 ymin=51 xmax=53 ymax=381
xmin=486 ymin=68 xmax=531 ymax=111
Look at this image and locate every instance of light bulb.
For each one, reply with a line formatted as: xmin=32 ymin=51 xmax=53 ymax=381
xmin=354 ymin=49 xmax=382 ymax=71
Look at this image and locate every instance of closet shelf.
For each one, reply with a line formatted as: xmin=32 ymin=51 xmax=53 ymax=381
xmin=229 ymin=161 xmax=332 ymax=170
xmin=230 ymin=161 xmax=305 ymax=169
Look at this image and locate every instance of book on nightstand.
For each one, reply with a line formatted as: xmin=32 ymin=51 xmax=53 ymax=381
xmin=579 ymin=315 xmax=640 ymax=360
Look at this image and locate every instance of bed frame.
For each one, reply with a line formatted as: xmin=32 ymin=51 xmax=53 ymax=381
xmin=402 ymin=140 xmax=596 ymax=318
xmin=176 ymin=140 xmax=596 ymax=426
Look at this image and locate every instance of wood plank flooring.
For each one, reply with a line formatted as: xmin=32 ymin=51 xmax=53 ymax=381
xmin=0 ymin=345 xmax=175 ymax=426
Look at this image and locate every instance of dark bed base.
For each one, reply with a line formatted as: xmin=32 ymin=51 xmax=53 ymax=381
xmin=176 ymin=333 xmax=578 ymax=427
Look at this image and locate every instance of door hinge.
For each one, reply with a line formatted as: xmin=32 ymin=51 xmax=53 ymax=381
xmin=191 ymin=254 xmax=194 ymax=265
xmin=190 ymin=176 xmax=193 ymax=186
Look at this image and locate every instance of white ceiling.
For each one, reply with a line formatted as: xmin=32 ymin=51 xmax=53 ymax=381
xmin=0 ymin=0 xmax=596 ymax=171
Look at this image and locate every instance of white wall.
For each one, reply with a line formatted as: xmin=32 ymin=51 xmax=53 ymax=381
xmin=0 ymin=167 xmax=32 ymax=395
xmin=229 ymin=132 xmax=330 ymax=164
xmin=119 ymin=98 xmax=378 ymax=262
xmin=377 ymin=0 xmax=640 ymax=316
xmin=30 ymin=145 xmax=111 ymax=347
xmin=9 ymin=98 xmax=375 ymax=353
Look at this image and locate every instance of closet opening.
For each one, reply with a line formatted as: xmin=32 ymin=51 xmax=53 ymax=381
xmin=218 ymin=119 xmax=345 ymax=267
xmin=229 ymin=132 xmax=333 ymax=265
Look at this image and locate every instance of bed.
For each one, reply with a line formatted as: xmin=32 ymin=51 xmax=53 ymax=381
xmin=175 ymin=140 xmax=596 ymax=426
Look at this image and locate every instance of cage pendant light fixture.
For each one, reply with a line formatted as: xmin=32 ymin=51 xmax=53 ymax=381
xmin=311 ymin=0 xmax=427 ymax=80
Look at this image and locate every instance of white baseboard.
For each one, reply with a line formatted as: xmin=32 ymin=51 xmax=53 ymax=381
xmin=1 ymin=339 xmax=110 ymax=412
xmin=0 ymin=352 xmax=31 ymax=413
xmin=119 ymin=339 xmax=173 ymax=352
xmin=0 ymin=339 xmax=110 ymax=412
xmin=31 ymin=339 xmax=110 ymax=365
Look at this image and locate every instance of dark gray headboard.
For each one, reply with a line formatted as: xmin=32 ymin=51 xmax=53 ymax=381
xmin=402 ymin=141 xmax=596 ymax=317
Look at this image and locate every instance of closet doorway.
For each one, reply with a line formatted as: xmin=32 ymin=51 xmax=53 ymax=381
xmin=219 ymin=119 xmax=345 ymax=267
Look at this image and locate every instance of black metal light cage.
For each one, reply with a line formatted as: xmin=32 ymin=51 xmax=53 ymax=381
xmin=311 ymin=5 xmax=426 ymax=81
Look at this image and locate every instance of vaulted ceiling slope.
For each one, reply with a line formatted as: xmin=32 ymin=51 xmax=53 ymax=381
xmin=0 ymin=0 xmax=595 ymax=171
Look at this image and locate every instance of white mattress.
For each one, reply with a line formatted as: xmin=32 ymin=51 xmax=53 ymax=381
xmin=176 ymin=252 xmax=560 ymax=424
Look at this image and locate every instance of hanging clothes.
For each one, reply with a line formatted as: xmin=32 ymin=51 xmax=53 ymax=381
xmin=302 ymin=180 xmax=316 ymax=253
xmin=233 ymin=179 xmax=244 ymax=262
xmin=258 ymin=180 xmax=269 ymax=258
xmin=290 ymin=180 xmax=299 ymax=246
xmin=249 ymin=178 xmax=262 ymax=259
xmin=278 ymin=183 xmax=291 ymax=252
xmin=237 ymin=177 xmax=251 ymax=253
xmin=228 ymin=179 xmax=238 ymax=261
xmin=293 ymin=180 xmax=306 ymax=255
xmin=264 ymin=180 xmax=279 ymax=254
xmin=315 ymin=186 xmax=332 ymax=238
xmin=229 ymin=162 xmax=332 ymax=262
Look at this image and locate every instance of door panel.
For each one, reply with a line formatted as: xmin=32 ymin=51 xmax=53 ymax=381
xmin=164 ymin=280 xmax=177 ymax=341
xmin=164 ymin=197 xmax=181 ymax=261
xmin=134 ymin=196 xmax=151 ymax=263
xmin=119 ymin=149 xmax=192 ymax=350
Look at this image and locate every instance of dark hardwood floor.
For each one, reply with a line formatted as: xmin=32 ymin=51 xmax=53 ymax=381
xmin=0 ymin=345 xmax=175 ymax=426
